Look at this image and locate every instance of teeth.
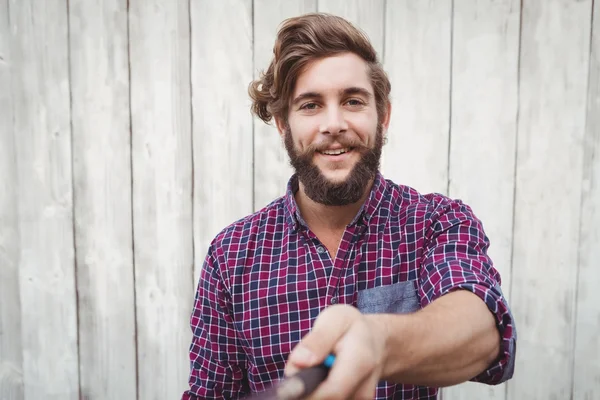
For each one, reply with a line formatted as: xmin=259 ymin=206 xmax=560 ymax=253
xmin=321 ymin=148 xmax=349 ymax=155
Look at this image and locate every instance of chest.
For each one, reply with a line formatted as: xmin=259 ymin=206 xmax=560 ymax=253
xmin=228 ymin=224 xmax=423 ymax=391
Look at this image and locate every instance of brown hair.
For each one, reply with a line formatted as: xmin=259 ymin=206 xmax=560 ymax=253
xmin=248 ymin=13 xmax=391 ymax=124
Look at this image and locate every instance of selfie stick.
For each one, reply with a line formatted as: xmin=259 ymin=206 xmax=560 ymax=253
xmin=245 ymin=355 xmax=336 ymax=400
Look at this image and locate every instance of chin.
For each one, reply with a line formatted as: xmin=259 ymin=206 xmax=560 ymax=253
xmin=315 ymin=160 xmax=356 ymax=181
xmin=320 ymin=169 xmax=352 ymax=184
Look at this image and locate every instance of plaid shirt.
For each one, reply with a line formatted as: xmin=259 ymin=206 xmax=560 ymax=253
xmin=182 ymin=173 xmax=517 ymax=399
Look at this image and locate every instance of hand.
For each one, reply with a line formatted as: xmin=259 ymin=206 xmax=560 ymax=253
xmin=284 ymin=304 xmax=388 ymax=399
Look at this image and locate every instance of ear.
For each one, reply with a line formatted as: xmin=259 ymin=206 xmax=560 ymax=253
xmin=274 ymin=116 xmax=287 ymax=138
xmin=381 ymin=102 xmax=392 ymax=133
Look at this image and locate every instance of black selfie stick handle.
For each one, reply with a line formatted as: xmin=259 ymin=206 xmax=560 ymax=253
xmin=246 ymin=355 xmax=335 ymax=400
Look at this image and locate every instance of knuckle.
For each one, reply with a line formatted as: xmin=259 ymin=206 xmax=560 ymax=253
xmin=362 ymin=357 xmax=377 ymax=374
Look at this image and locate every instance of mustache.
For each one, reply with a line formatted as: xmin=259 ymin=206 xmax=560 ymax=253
xmin=301 ymin=138 xmax=369 ymax=155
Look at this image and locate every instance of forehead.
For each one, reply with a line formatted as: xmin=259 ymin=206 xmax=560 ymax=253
xmin=293 ymin=52 xmax=373 ymax=97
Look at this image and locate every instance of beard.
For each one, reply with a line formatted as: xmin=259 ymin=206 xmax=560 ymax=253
xmin=284 ymin=124 xmax=384 ymax=206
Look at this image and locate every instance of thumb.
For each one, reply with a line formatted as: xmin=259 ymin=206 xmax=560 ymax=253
xmin=286 ymin=305 xmax=360 ymax=373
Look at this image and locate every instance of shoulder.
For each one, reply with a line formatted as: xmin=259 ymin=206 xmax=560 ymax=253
xmin=200 ymin=196 xmax=287 ymax=287
xmin=208 ymin=195 xmax=288 ymax=259
xmin=382 ymin=178 xmax=480 ymax=229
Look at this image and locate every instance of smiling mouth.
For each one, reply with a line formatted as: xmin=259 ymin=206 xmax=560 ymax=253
xmin=317 ymin=147 xmax=352 ymax=156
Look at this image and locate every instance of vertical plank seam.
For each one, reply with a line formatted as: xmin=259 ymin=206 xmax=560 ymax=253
xmin=252 ymin=0 xmax=256 ymax=212
xmin=126 ymin=1 xmax=140 ymax=399
xmin=506 ymin=1 xmax=524 ymax=399
xmin=570 ymin=1 xmax=596 ymax=398
xmin=65 ymin=0 xmax=82 ymax=397
xmin=5 ymin=0 xmax=9 ymax=37
xmin=188 ymin=0 xmax=195 ymax=296
xmin=381 ymin=0 xmax=386 ymax=66
xmin=445 ymin=0 xmax=454 ymax=198
xmin=590 ymin=0 xmax=599 ymax=175
xmin=65 ymin=0 xmax=83 ymax=398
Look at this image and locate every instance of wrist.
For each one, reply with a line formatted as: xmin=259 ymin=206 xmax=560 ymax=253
xmin=365 ymin=313 xmax=417 ymax=381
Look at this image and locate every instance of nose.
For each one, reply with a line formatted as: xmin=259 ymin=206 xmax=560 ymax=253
xmin=319 ymin=105 xmax=348 ymax=135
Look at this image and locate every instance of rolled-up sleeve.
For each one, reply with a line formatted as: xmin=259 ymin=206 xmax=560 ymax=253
xmin=182 ymin=245 xmax=249 ymax=399
xmin=418 ymin=196 xmax=517 ymax=385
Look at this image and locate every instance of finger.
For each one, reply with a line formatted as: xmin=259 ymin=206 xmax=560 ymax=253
xmin=283 ymin=346 xmax=314 ymax=377
xmin=307 ymin=322 xmax=378 ymax=400
xmin=308 ymin=369 xmax=372 ymax=400
xmin=286 ymin=305 xmax=361 ymax=371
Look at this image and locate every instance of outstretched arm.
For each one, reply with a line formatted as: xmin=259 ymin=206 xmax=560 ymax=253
xmin=285 ymin=198 xmax=516 ymax=399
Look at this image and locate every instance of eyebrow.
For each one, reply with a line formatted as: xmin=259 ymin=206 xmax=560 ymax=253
xmin=291 ymin=87 xmax=373 ymax=106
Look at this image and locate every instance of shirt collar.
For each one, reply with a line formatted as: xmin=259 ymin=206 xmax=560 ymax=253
xmin=283 ymin=172 xmax=389 ymax=232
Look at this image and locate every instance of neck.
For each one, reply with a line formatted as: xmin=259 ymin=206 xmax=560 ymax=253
xmin=295 ymin=178 xmax=374 ymax=232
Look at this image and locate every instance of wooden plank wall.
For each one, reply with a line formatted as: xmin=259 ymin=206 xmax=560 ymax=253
xmin=9 ymin=1 xmax=80 ymax=399
xmin=574 ymin=2 xmax=600 ymax=398
xmin=129 ymin=1 xmax=194 ymax=399
xmin=69 ymin=1 xmax=137 ymax=398
xmin=2 ymin=1 xmax=599 ymax=399
xmin=509 ymin=1 xmax=593 ymax=398
xmin=0 ymin=0 xmax=23 ymax=398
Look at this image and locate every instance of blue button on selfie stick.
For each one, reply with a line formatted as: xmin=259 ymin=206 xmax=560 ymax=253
xmin=323 ymin=354 xmax=336 ymax=368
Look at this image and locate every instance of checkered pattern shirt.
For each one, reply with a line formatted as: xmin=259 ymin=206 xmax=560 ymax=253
xmin=182 ymin=172 xmax=517 ymax=399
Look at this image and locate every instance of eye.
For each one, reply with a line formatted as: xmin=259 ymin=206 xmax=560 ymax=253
xmin=300 ymin=102 xmax=319 ymax=110
xmin=346 ymin=98 xmax=365 ymax=107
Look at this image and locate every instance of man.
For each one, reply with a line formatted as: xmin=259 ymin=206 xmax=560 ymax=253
xmin=182 ymin=13 xmax=516 ymax=400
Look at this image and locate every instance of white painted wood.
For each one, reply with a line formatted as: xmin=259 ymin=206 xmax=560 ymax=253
xmin=129 ymin=1 xmax=194 ymax=398
xmin=573 ymin=1 xmax=600 ymax=398
xmin=444 ymin=1 xmax=519 ymax=398
xmin=383 ymin=0 xmax=452 ymax=195
xmin=191 ymin=0 xmax=254 ymax=285
xmin=0 ymin=1 xmax=24 ymax=398
xmin=508 ymin=1 xmax=593 ymax=399
xmin=10 ymin=0 xmax=79 ymax=398
xmin=253 ymin=0 xmax=317 ymax=209
xmin=3 ymin=2 xmax=600 ymax=399
xmin=68 ymin=1 xmax=137 ymax=398
xmin=317 ymin=0 xmax=385 ymax=57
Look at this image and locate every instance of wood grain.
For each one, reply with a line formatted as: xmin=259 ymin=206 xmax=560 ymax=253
xmin=191 ymin=0 xmax=254 ymax=284
xmin=129 ymin=1 xmax=194 ymax=398
xmin=444 ymin=1 xmax=520 ymax=398
xmin=253 ymin=0 xmax=317 ymax=209
xmin=573 ymin=1 xmax=600 ymax=398
xmin=10 ymin=0 xmax=79 ymax=398
xmin=0 ymin=0 xmax=24 ymax=398
xmin=508 ymin=1 xmax=593 ymax=398
xmin=68 ymin=0 xmax=137 ymax=398
xmin=383 ymin=0 xmax=452 ymax=194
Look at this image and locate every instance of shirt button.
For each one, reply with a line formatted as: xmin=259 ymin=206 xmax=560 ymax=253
xmin=317 ymin=246 xmax=325 ymax=254
xmin=330 ymin=297 xmax=338 ymax=304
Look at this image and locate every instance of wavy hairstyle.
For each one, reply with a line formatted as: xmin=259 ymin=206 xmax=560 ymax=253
xmin=248 ymin=13 xmax=391 ymax=124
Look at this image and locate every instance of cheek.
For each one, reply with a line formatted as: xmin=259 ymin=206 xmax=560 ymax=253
xmin=351 ymin=116 xmax=379 ymax=143
xmin=288 ymin=119 xmax=318 ymax=147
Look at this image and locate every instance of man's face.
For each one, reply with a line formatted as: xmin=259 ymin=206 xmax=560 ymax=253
xmin=277 ymin=52 xmax=389 ymax=206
